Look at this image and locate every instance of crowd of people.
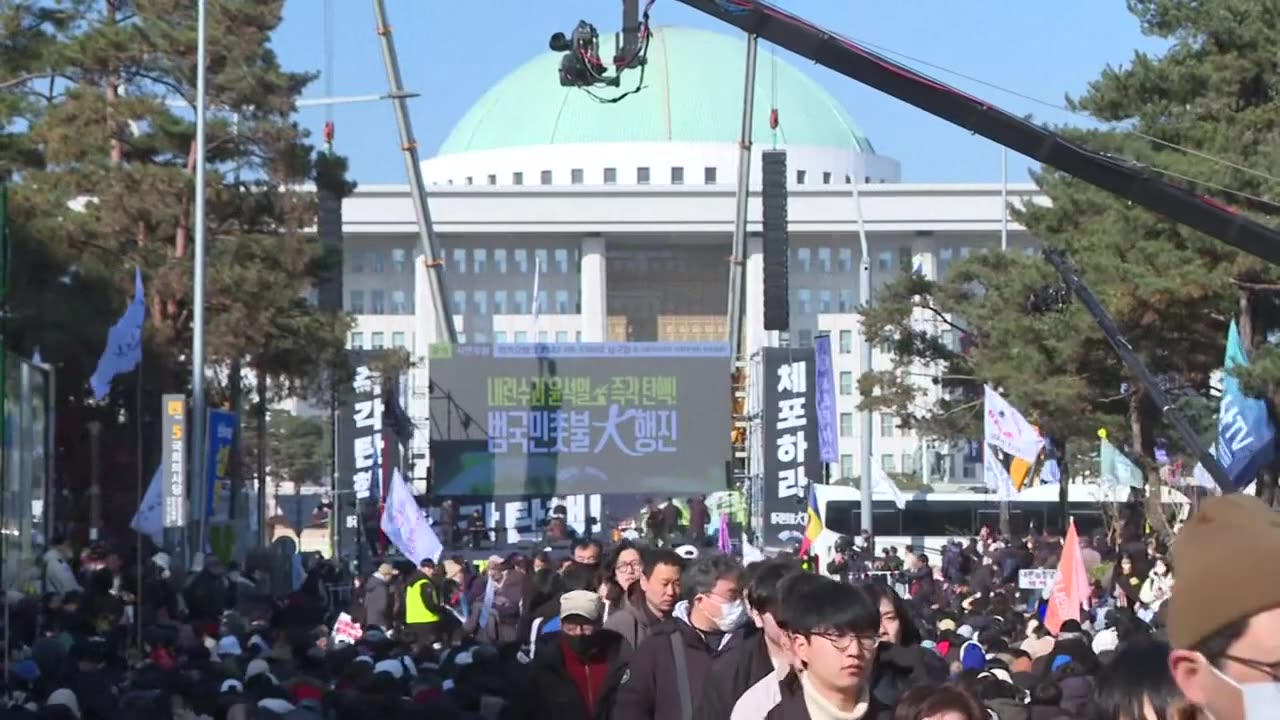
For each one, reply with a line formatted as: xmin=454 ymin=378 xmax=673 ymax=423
xmin=3 ymin=492 xmax=1278 ymax=719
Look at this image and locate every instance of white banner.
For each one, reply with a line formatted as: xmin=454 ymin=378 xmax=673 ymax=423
xmin=983 ymin=385 xmax=1044 ymax=498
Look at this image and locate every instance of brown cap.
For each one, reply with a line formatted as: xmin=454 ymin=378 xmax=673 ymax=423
xmin=377 ymin=563 xmax=398 ymax=576
xmin=1169 ymin=494 xmax=1280 ymax=649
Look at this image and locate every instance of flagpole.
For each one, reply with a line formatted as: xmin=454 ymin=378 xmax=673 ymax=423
xmin=190 ymin=0 xmax=209 ymax=565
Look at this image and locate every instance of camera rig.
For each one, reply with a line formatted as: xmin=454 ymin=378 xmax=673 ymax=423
xmin=549 ymin=0 xmax=651 ymax=98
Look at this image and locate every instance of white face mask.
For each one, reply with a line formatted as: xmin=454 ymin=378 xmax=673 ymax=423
xmin=1211 ymin=662 xmax=1280 ymax=718
xmin=715 ymin=599 xmax=747 ymax=632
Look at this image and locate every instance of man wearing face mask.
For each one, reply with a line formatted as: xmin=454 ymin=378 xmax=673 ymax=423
xmin=503 ymin=590 xmax=631 ymax=720
xmin=697 ymin=558 xmax=806 ymax=720
xmin=1169 ymin=494 xmax=1280 ymax=719
xmin=613 ymin=554 xmax=748 ymax=720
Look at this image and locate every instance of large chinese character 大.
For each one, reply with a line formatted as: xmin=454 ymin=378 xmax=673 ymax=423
xmin=776 ymin=361 xmax=808 ymax=394
xmin=592 ymin=404 xmax=642 ymax=456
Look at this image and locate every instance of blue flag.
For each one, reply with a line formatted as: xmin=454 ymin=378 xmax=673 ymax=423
xmin=1216 ymin=319 xmax=1276 ymax=491
xmin=89 ymin=267 xmax=144 ymax=400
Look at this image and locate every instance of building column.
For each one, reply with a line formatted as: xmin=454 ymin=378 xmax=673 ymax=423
xmin=744 ymin=234 xmax=766 ymax=355
xmin=580 ymin=235 xmax=607 ymax=342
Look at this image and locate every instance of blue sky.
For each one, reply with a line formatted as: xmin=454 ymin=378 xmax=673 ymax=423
xmin=272 ymin=1 xmax=1168 ymax=185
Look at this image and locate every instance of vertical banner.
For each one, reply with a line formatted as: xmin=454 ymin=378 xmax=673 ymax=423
xmin=334 ymin=353 xmax=400 ymax=566
xmin=761 ymin=348 xmax=821 ymax=548
xmin=812 ymin=335 xmax=839 ymax=463
xmin=205 ymin=409 xmax=238 ymax=561
xmin=161 ymin=394 xmax=188 ymax=530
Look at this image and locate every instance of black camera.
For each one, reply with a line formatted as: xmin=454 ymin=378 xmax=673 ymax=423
xmin=550 ymin=21 xmax=609 ymax=87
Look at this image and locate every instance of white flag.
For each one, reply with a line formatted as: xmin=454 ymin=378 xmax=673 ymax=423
xmin=983 ymin=385 xmax=1045 ymax=498
xmin=130 ymin=465 xmax=164 ymax=546
xmin=872 ymin=464 xmax=908 ymax=510
xmin=380 ymin=468 xmax=442 ymax=564
xmin=90 ymin=267 xmax=144 ymax=400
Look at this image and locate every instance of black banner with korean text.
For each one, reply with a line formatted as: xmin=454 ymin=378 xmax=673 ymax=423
xmin=760 ymin=347 xmax=821 ymax=548
xmin=428 ymin=342 xmax=730 ymax=497
xmin=334 ymin=352 xmax=401 ymax=564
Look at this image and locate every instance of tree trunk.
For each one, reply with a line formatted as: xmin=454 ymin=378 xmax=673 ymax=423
xmin=1130 ymin=390 xmax=1173 ymax=543
xmin=1056 ymin=437 xmax=1069 ymax=533
xmin=256 ymin=368 xmax=269 ymax=546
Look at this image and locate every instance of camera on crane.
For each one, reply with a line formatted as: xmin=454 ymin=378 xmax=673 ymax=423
xmin=549 ymin=21 xmax=612 ymax=88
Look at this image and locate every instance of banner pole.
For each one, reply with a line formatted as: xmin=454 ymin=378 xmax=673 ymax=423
xmin=135 ymin=360 xmax=144 ymax=649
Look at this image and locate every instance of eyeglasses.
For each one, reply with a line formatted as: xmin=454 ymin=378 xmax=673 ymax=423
xmin=810 ymin=633 xmax=878 ymax=653
xmin=1221 ymin=654 xmax=1280 ymax=681
xmin=617 ymin=561 xmax=644 ymax=572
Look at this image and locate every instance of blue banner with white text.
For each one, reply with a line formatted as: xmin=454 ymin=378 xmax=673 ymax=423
xmin=205 ymin=410 xmax=238 ymax=523
xmin=813 ymin=335 xmax=839 ymax=463
xmin=1217 ymin=319 xmax=1275 ymax=491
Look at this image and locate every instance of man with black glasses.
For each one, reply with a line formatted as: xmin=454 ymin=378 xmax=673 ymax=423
xmin=731 ymin=575 xmax=893 ymax=719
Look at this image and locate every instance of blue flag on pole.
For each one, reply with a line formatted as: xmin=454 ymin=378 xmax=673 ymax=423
xmin=89 ymin=267 xmax=144 ymax=400
xmin=1216 ymin=319 xmax=1276 ymax=491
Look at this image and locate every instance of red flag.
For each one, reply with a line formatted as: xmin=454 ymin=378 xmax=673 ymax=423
xmin=1044 ymin=518 xmax=1091 ymax=635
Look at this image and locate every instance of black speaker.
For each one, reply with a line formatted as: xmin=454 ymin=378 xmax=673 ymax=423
xmin=761 ymin=150 xmax=789 ymax=332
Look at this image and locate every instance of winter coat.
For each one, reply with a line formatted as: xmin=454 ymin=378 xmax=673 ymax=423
xmin=500 ymin=630 xmax=631 ymax=720
xmin=612 ymin=604 xmax=745 ymax=720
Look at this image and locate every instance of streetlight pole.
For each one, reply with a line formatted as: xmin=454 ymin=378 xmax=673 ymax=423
xmin=190 ymin=0 xmax=208 ymax=565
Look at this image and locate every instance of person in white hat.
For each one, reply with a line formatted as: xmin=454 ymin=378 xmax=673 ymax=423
xmin=505 ymin=590 xmax=633 ymax=720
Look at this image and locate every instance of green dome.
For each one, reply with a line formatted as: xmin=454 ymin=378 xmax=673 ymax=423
xmin=437 ymin=26 xmax=875 ymax=156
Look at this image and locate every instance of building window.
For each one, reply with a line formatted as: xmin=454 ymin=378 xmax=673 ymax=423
xmin=513 ymin=290 xmax=529 ymax=314
xmin=370 ymin=290 xmax=386 ymax=314
xmin=798 ymin=329 xmax=813 ymax=347
xmin=839 ymin=371 xmax=853 ymax=396
xmin=796 ymin=170 xmax=807 ymax=185
xmin=838 ymin=289 xmax=855 ymax=313
xmin=796 ymin=288 xmax=812 ymax=314
xmin=514 ymin=331 xmax=528 ymax=343
xmin=822 ymin=171 xmax=832 ymax=184
xmin=456 ymin=332 xmax=466 ymax=343
xmin=902 ymin=453 xmax=917 ymax=475
xmin=473 ymin=290 xmax=488 ymax=315
xmin=464 ymin=176 xmax=473 ymax=185
xmin=840 ymin=454 xmax=854 ymax=479
xmin=556 ymin=330 xmax=569 ymax=343
xmin=839 ymin=330 xmax=853 ymax=353
xmin=817 ymin=247 xmax=832 ymax=273
xmin=473 ymin=331 xmax=488 ymax=343
xmin=555 ymin=289 xmax=570 ymax=314
xmin=845 ymin=174 xmax=852 ymax=184
xmin=349 ymin=331 xmax=364 ymax=349
xmin=391 ymin=332 xmax=406 ymax=349
xmin=534 ymin=248 xmax=549 ymax=274
xmin=391 ymin=290 xmax=408 ymax=314
xmin=473 ymin=248 xmax=487 ymax=274
xmin=879 ymin=414 xmax=895 ymax=437
xmin=536 ymin=290 xmax=548 ymax=315
xmin=486 ymin=174 xmax=496 ymax=185
xmin=348 ymin=290 xmax=364 ymax=314
xmin=838 ymin=247 xmax=853 ymax=273
xmin=493 ymin=290 xmax=508 ymax=315
xmin=900 ymin=247 xmax=914 ymax=272
xmin=939 ymin=248 xmax=954 ymax=278
xmin=493 ymin=248 xmax=508 ymax=274
xmin=704 ymin=167 xmax=717 ymax=184
xmin=391 ymin=248 xmax=408 ymax=273
xmin=451 ymin=248 xmax=466 ymax=274
xmin=371 ymin=332 xmax=385 ymax=349
xmin=514 ymin=248 xmax=529 ymax=274
xmin=537 ymin=331 xmax=548 ymax=342
xmin=795 ymin=247 xmax=811 ymax=273
xmin=571 ymin=168 xmax=584 ymax=184
xmin=818 ymin=290 xmax=832 ymax=313
xmin=451 ymin=290 xmax=466 ymax=315
xmin=671 ymin=167 xmax=684 ymax=185
xmin=540 ymin=170 xmax=552 ymax=185
xmin=604 ymin=167 xmax=617 ymax=184
xmin=637 ymin=166 xmax=650 ymax=185
xmin=839 ymin=412 xmax=853 ymax=438
xmin=349 ymin=251 xmax=364 ymax=273
xmin=877 ymin=249 xmax=893 ymax=273
xmin=882 ymin=454 xmax=896 ymax=472
xmin=576 ymin=331 xmax=582 ymax=341
xmin=494 ymin=331 xmax=508 ymax=343
xmin=554 ymin=248 xmax=570 ymax=274
xmin=370 ymin=251 xmax=385 ymax=274
xmin=513 ymin=172 xmax=523 ymax=185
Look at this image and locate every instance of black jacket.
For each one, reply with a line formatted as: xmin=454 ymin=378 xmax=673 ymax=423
xmin=870 ymin=642 xmax=949 ymax=707
xmin=696 ymin=627 xmax=775 ymax=720
xmin=500 ymin=630 xmax=631 ymax=720
xmin=612 ymin=615 xmax=745 ymax=720
xmin=738 ymin=671 xmax=894 ymax=720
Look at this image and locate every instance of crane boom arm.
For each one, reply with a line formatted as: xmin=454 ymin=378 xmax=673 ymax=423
xmin=675 ymin=0 xmax=1280 ymax=266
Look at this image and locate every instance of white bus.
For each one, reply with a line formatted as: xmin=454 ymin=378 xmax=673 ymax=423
xmin=808 ymin=482 xmax=1191 ymax=566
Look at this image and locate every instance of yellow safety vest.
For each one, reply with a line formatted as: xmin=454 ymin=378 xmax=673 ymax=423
xmin=404 ymin=577 xmax=441 ymax=625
